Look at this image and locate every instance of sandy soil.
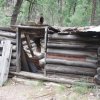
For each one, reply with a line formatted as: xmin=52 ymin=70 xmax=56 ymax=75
xmin=0 ymin=78 xmax=100 ymax=100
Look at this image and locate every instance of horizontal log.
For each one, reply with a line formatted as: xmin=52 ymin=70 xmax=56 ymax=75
xmin=0 ymin=37 xmax=16 ymax=45
xmin=46 ymin=58 xmax=97 ymax=69
xmin=10 ymin=71 xmax=95 ymax=86
xmin=48 ymin=40 xmax=100 ymax=46
xmin=48 ymin=34 xmax=100 ymax=43
xmin=0 ymin=27 xmax=16 ymax=33
xmin=47 ymin=49 xmax=97 ymax=58
xmin=47 ymin=54 xmax=97 ymax=63
xmin=0 ymin=31 xmax=16 ymax=38
xmin=45 ymin=64 xmax=96 ymax=76
xmin=47 ymin=43 xmax=99 ymax=50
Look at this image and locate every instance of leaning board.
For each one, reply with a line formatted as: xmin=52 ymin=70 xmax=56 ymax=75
xmin=0 ymin=40 xmax=12 ymax=86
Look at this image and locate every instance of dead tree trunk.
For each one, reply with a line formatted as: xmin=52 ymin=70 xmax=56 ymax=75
xmin=10 ymin=0 xmax=23 ymax=25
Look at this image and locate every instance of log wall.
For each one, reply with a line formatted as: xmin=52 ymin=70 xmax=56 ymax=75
xmin=45 ymin=30 xmax=100 ymax=80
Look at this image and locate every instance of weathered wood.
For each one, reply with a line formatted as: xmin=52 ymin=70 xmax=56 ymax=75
xmin=48 ymin=34 xmax=100 ymax=42
xmin=47 ymin=54 xmax=97 ymax=63
xmin=0 ymin=38 xmax=16 ymax=45
xmin=22 ymin=41 xmax=34 ymax=47
xmin=47 ymin=49 xmax=97 ymax=58
xmin=48 ymin=26 xmax=60 ymax=33
xmin=0 ymin=40 xmax=12 ymax=86
xmin=25 ymin=34 xmax=34 ymax=57
xmin=47 ymin=43 xmax=99 ymax=50
xmin=16 ymin=28 xmax=21 ymax=72
xmin=0 ymin=45 xmax=16 ymax=51
xmin=10 ymin=71 xmax=95 ymax=86
xmin=46 ymin=58 xmax=97 ymax=69
xmin=0 ymin=27 xmax=16 ymax=33
xmin=0 ymin=51 xmax=16 ymax=59
xmin=48 ymin=40 xmax=100 ymax=45
xmin=0 ymin=31 xmax=16 ymax=38
xmin=45 ymin=64 xmax=96 ymax=76
xmin=21 ymin=47 xmax=29 ymax=71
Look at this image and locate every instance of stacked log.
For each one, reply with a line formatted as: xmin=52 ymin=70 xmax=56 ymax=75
xmin=94 ymin=47 xmax=100 ymax=84
xmin=44 ymin=30 xmax=100 ymax=78
xmin=0 ymin=30 xmax=17 ymax=72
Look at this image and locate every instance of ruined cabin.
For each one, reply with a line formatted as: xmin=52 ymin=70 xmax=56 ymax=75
xmin=0 ymin=25 xmax=100 ymax=85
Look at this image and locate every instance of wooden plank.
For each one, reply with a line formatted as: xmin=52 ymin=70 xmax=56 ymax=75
xmin=0 ymin=40 xmax=12 ymax=86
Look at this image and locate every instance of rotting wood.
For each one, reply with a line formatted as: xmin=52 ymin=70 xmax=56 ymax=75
xmin=10 ymin=71 xmax=96 ymax=87
xmin=0 ymin=40 xmax=12 ymax=86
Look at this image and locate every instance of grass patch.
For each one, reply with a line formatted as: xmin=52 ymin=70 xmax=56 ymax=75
xmin=72 ymin=83 xmax=92 ymax=95
xmin=55 ymin=84 xmax=66 ymax=93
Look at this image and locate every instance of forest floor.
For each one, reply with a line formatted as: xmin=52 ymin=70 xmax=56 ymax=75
xmin=0 ymin=78 xmax=100 ymax=100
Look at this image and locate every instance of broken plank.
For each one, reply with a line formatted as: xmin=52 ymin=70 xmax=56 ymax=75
xmin=0 ymin=40 xmax=12 ymax=86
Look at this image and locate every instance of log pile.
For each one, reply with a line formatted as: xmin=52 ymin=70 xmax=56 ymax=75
xmin=0 ymin=30 xmax=17 ymax=72
xmin=94 ymin=47 xmax=100 ymax=84
xmin=44 ymin=27 xmax=100 ymax=80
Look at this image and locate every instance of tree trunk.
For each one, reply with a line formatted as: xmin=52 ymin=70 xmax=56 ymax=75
xmin=58 ymin=0 xmax=63 ymax=26
xmin=73 ymin=1 xmax=77 ymax=15
xmin=91 ymin=0 xmax=97 ymax=25
xmin=10 ymin=0 xmax=23 ymax=25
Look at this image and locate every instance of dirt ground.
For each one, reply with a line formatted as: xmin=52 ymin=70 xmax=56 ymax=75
xmin=0 ymin=78 xmax=100 ymax=100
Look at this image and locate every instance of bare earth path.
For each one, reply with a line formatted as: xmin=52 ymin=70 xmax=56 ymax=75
xmin=0 ymin=78 xmax=100 ymax=100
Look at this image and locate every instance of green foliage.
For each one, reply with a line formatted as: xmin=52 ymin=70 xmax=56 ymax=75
xmin=0 ymin=0 xmax=100 ymax=26
xmin=17 ymin=1 xmax=29 ymax=24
